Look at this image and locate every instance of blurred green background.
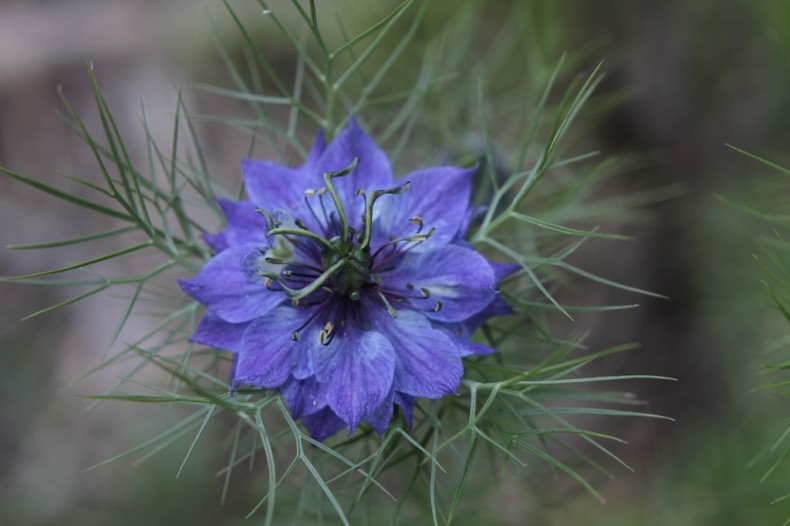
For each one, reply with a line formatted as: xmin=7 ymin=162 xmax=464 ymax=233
xmin=1 ymin=1 xmax=789 ymax=524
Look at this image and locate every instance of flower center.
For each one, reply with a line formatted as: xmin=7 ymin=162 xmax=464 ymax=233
xmin=321 ymin=236 xmax=372 ymax=300
xmin=253 ymin=156 xmax=436 ymax=324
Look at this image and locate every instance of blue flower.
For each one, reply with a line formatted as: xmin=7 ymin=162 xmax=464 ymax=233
xmin=179 ymin=118 xmax=513 ymax=440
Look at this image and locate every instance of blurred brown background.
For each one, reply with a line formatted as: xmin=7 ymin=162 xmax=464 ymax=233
xmin=1 ymin=1 xmax=789 ymax=525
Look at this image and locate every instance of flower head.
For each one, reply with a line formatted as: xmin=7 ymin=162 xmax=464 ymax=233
xmin=180 ymin=118 xmax=512 ymax=440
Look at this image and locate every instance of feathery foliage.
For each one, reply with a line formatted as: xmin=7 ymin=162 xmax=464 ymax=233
xmin=3 ymin=1 xmax=668 ymax=523
xmin=724 ymin=147 xmax=790 ymax=523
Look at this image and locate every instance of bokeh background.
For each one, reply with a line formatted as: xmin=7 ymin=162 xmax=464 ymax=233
xmin=1 ymin=1 xmax=789 ymax=525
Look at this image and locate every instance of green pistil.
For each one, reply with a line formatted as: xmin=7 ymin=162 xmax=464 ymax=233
xmin=323 ymin=157 xmax=359 ymax=244
xmin=359 ymin=181 xmax=410 ymax=250
xmin=259 ymin=257 xmax=345 ymax=301
xmin=266 ymin=226 xmax=336 ymax=253
xmin=257 ymin=163 xmax=421 ymax=308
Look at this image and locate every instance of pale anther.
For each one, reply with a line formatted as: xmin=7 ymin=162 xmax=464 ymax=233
xmin=319 ymin=321 xmax=335 ymax=345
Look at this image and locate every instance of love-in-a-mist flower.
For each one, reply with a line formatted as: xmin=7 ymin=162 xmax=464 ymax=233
xmin=179 ymin=118 xmax=513 ymax=440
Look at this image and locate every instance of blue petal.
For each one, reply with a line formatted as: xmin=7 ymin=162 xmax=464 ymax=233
xmin=438 ymin=327 xmax=495 ymax=357
xmin=395 ymin=392 xmax=415 ymax=428
xmin=436 ymin=292 xmax=512 ymax=357
xmin=365 ymin=389 xmax=395 ymax=437
xmin=368 ymin=307 xmax=463 ymax=398
xmin=442 ymin=288 xmax=514 ymax=356
xmin=243 ymin=160 xmax=321 ymax=223
xmin=203 ymin=199 xmax=267 ymax=253
xmin=460 ymin=342 xmax=496 ymax=356
xmin=235 ymin=305 xmax=322 ymax=388
xmin=313 ymin=328 xmax=396 ymax=431
xmin=202 ymin=234 xmax=226 ymax=254
xmin=454 ymin=204 xmax=487 ymax=244
xmin=303 ymin=129 xmax=327 ymax=172
xmin=478 ymin=294 xmax=513 ymax=321
xmin=311 ymin=118 xmax=393 ymax=230
xmin=491 ymin=261 xmax=520 ymax=283
xmin=301 ymin=407 xmax=346 ymax=441
xmin=244 ymin=163 xmax=339 ymax=237
xmin=374 ymin=165 xmax=475 ymax=250
xmin=447 ymin=261 xmax=515 ymax=354
xmin=281 ymin=376 xmax=329 ymax=418
xmin=178 ymin=245 xmax=286 ymax=323
xmin=242 ymin=131 xmax=328 ymax=234
xmin=377 ymin=244 xmax=496 ymax=323
xmin=191 ymin=312 xmax=250 ymax=353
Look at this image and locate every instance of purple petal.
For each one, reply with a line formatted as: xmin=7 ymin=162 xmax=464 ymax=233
xmin=454 ymin=205 xmax=487 ymax=244
xmin=234 ymin=305 xmax=323 ymax=388
xmin=467 ymin=296 xmax=513 ymax=332
xmin=281 ymin=376 xmax=329 ymax=418
xmin=440 ymin=262 xmax=515 ymax=353
xmin=191 ymin=312 xmax=250 ymax=353
xmin=395 ymin=393 xmax=415 ymax=428
xmin=241 ymin=131 xmax=326 ymax=234
xmin=462 ymin=342 xmax=496 ymax=356
xmin=243 ymin=160 xmax=320 ymax=219
xmin=366 ymin=390 xmax=395 ymax=436
xmin=491 ymin=261 xmax=520 ymax=284
xmin=243 ymin=160 xmax=338 ymax=237
xmin=369 ymin=308 xmax=463 ymax=398
xmin=178 ymin=245 xmax=286 ymax=323
xmin=303 ymin=129 xmax=327 ymax=172
xmin=204 ymin=199 xmax=268 ymax=253
xmin=301 ymin=407 xmax=346 ymax=441
xmin=440 ymin=331 xmax=495 ymax=357
xmin=377 ymin=244 xmax=496 ymax=323
xmin=313 ymin=329 xmax=396 ymax=431
xmin=202 ymin=234 xmax=226 ymax=254
xmin=312 ymin=118 xmax=393 ymax=230
xmin=374 ymin=165 xmax=475 ymax=250
xmin=436 ymin=294 xmax=512 ymax=357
